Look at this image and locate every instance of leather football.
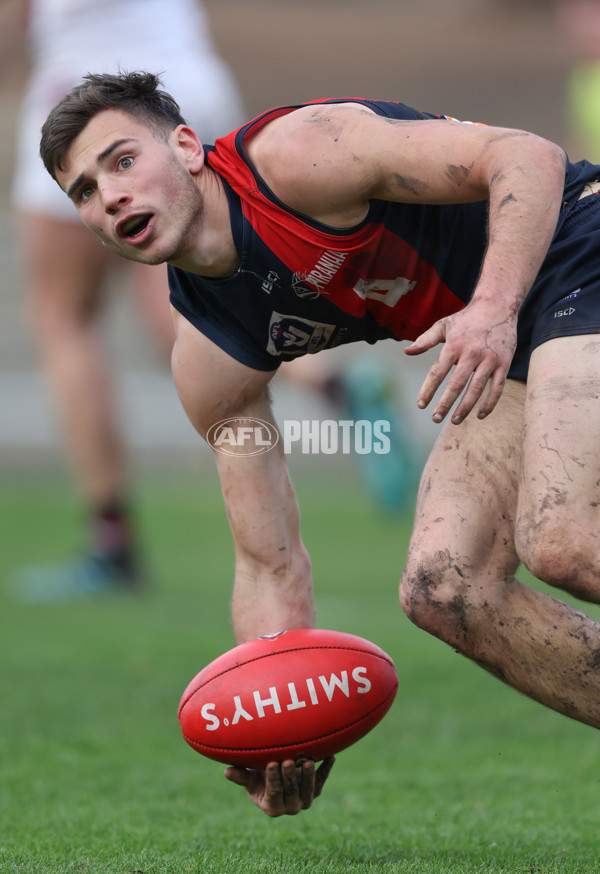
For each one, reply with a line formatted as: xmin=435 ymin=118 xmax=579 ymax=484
xmin=178 ymin=628 xmax=398 ymax=768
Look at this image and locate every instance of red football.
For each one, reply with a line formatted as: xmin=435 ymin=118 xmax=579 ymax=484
xmin=177 ymin=628 xmax=398 ymax=769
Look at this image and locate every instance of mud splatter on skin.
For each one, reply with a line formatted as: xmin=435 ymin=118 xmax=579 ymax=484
xmin=305 ymin=105 xmax=376 ymax=131
xmin=403 ymin=559 xmax=600 ymax=723
xmin=403 ymin=550 xmax=474 ymax=644
xmin=448 ymin=593 xmax=469 ymax=638
xmin=305 ymin=114 xmax=335 ymax=126
xmin=497 ymin=192 xmax=517 ymax=211
xmin=531 ymin=375 xmax=600 ymax=401
xmin=446 ymin=163 xmax=473 ymax=187
xmin=392 ymin=174 xmax=429 ymax=197
xmin=414 ymin=475 xmax=433 ymax=522
xmin=420 ymin=475 xmax=432 ymax=502
xmin=407 ymin=566 xmax=444 ymax=612
xmin=302 ymin=113 xmax=346 ymax=143
xmin=586 ymin=647 xmax=600 ymax=671
xmin=557 ymin=697 xmax=582 ymax=719
xmin=538 ymin=487 xmax=568 ymax=514
xmin=539 ymin=434 xmax=574 ymax=482
xmin=490 ymin=170 xmax=507 ymax=186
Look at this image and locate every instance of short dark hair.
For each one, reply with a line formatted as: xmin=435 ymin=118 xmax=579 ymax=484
xmin=40 ymin=70 xmax=187 ymax=181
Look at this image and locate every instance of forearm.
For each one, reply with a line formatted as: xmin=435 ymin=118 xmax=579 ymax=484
xmin=232 ymin=547 xmax=315 ymax=644
xmin=404 ymin=135 xmax=567 ymax=423
xmin=172 ymin=322 xmax=317 ymax=643
xmin=476 ymin=133 xmax=566 ymax=313
xmin=218 ymin=443 xmax=315 ymax=644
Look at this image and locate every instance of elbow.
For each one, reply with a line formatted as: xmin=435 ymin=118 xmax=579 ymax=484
xmin=522 ymin=133 xmax=566 ymax=185
xmin=487 ymin=130 xmax=567 ymax=187
xmin=539 ymin=136 xmax=566 ymax=179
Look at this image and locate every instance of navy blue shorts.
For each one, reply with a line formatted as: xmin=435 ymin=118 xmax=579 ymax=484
xmin=509 ymin=191 xmax=600 ymax=381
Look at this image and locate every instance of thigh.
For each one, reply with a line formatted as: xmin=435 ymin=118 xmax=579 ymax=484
xmin=21 ymin=215 xmax=110 ymax=314
xmin=516 ymin=335 xmax=600 ymax=585
xmin=405 ymin=379 xmax=525 ymax=581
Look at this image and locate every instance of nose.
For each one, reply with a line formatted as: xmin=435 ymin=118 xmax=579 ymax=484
xmin=99 ymin=181 xmax=131 ymax=214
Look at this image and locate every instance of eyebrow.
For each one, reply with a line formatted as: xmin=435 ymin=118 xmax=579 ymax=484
xmin=66 ymin=137 xmax=136 ymax=199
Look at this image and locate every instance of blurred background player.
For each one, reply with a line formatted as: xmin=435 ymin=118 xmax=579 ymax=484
xmin=7 ymin=0 xmax=244 ymax=600
xmin=556 ymin=0 xmax=600 ymax=160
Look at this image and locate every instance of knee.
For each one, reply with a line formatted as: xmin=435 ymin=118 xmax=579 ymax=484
xmin=399 ymin=553 xmax=475 ymax=647
xmin=516 ymin=517 xmax=597 ymax=602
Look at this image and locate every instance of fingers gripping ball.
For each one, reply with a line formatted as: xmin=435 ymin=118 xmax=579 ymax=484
xmin=178 ymin=629 xmax=398 ymax=769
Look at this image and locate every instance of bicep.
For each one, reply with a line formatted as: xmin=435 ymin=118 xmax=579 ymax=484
xmin=170 ymin=309 xmax=276 ymax=439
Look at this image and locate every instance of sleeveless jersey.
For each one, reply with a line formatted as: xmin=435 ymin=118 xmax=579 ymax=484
xmin=168 ymin=98 xmax=600 ymax=372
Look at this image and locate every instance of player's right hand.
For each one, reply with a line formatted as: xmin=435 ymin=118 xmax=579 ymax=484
xmin=224 ymin=756 xmax=335 ymax=817
xmin=405 ymin=299 xmax=517 ymax=425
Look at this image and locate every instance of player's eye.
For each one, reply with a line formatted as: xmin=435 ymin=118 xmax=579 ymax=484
xmin=78 ymin=184 xmax=95 ymax=202
xmin=118 ymin=156 xmax=133 ymax=170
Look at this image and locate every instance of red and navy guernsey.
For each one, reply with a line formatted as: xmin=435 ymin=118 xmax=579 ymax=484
xmin=168 ymin=98 xmax=600 ymax=376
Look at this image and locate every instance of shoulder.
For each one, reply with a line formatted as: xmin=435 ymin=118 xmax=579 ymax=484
xmin=245 ymin=102 xmax=381 ymax=225
xmin=248 ymin=101 xmax=378 ymax=168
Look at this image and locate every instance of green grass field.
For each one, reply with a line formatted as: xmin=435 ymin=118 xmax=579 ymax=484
xmin=1 ymin=467 xmax=600 ymax=874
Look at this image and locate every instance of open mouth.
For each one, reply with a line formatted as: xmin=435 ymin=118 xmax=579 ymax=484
xmin=120 ymin=214 xmax=153 ymax=239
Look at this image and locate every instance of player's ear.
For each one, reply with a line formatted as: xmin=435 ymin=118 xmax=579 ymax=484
xmin=171 ymin=124 xmax=205 ymax=174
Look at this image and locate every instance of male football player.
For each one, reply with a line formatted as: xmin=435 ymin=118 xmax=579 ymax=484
xmin=39 ymin=72 xmax=600 ymax=816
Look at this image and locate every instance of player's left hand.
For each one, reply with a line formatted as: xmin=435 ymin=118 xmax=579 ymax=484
xmin=224 ymin=756 xmax=335 ymax=817
xmin=404 ymin=299 xmax=517 ymax=424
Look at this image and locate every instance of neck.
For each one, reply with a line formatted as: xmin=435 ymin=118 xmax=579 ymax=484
xmin=169 ymin=170 xmax=239 ymax=277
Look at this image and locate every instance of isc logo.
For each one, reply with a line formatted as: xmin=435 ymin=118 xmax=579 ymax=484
xmin=200 ymin=667 xmax=372 ymax=731
xmin=206 ymin=417 xmax=279 ymax=456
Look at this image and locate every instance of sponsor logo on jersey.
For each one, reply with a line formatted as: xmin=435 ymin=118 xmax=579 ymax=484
xmin=267 ymin=312 xmax=336 ymax=356
xmin=199 ymin=666 xmax=373 ymax=731
xmin=295 ymin=250 xmax=349 ymax=294
xmin=291 ymin=274 xmax=321 ymax=300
